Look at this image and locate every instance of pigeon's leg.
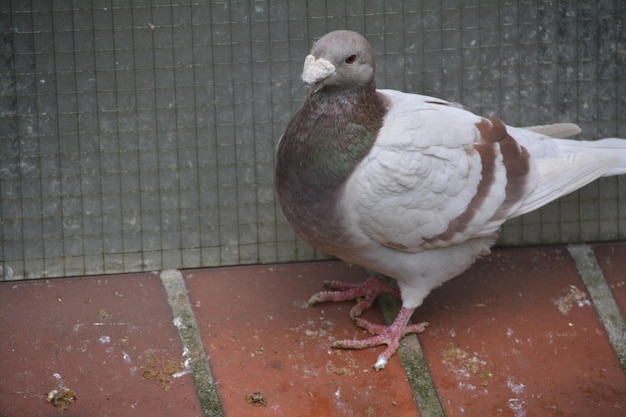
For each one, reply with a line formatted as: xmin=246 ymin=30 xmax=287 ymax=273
xmin=333 ymin=307 xmax=428 ymax=370
xmin=308 ymin=276 xmax=400 ymax=319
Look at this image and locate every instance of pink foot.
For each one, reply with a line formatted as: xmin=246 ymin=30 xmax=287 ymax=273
xmin=333 ymin=307 xmax=428 ymax=370
xmin=308 ymin=276 xmax=401 ymax=318
xmin=308 ymin=276 xmax=428 ymax=369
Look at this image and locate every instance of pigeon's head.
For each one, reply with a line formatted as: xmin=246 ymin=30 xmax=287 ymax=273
xmin=302 ymin=30 xmax=376 ymax=94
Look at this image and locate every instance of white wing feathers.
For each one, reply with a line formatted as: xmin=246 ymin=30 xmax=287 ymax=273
xmin=342 ymin=89 xmax=623 ymax=253
xmin=517 ymin=151 xmax=619 ymax=217
xmin=522 ymin=122 xmax=581 ymax=139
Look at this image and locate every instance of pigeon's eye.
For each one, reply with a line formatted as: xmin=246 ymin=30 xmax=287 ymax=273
xmin=345 ymin=54 xmax=356 ymax=64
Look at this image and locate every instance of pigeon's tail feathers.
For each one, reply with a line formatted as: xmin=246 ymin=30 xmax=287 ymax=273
xmin=594 ymin=138 xmax=626 ymax=176
xmin=523 ymin=123 xmax=581 ymax=139
xmin=554 ymin=137 xmax=626 ymax=176
xmin=516 ymin=150 xmax=621 ymax=217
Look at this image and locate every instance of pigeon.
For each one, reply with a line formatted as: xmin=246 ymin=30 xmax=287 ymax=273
xmin=275 ymin=30 xmax=626 ymax=370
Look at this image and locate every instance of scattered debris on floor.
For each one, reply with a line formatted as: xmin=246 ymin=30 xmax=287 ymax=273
xmin=245 ymin=391 xmax=267 ymax=407
xmin=45 ymin=374 xmax=77 ymax=411
xmin=99 ymin=309 xmax=112 ymax=320
xmin=442 ymin=345 xmax=494 ymax=387
xmin=331 ymin=366 xmax=353 ymax=376
xmin=45 ymin=388 xmax=77 ymax=410
xmin=553 ymin=285 xmax=591 ymax=315
xmin=324 ymin=360 xmax=355 ymax=376
xmin=141 ymin=354 xmax=182 ymax=392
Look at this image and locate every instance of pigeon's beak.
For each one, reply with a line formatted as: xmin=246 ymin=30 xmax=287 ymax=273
xmin=302 ymin=55 xmax=335 ymax=90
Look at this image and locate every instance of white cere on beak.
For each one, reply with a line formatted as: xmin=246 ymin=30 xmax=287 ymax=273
xmin=302 ymin=55 xmax=335 ymax=86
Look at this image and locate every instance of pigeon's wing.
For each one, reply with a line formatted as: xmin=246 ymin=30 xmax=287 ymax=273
xmin=522 ymin=123 xmax=581 ymax=139
xmin=342 ymin=89 xmax=618 ymax=252
xmin=503 ymin=126 xmax=622 ymax=215
xmin=342 ymin=89 xmax=525 ymax=251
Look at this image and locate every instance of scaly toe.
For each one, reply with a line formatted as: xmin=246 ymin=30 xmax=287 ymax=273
xmin=308 ymin=276 xmax=401 ymax=317
xmin=331 ymin=306 xmax=425 ymax=369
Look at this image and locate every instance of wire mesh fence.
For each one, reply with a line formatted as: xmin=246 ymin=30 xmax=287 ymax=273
xmin=1 ymin=1 xmax=625 ymax=279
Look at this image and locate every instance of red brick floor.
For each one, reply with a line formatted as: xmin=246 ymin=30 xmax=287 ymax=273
xmin=0 ymin=273 xmax=203 ymax=416
xmin=1 ymin=244 xmax=625 ymax=416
